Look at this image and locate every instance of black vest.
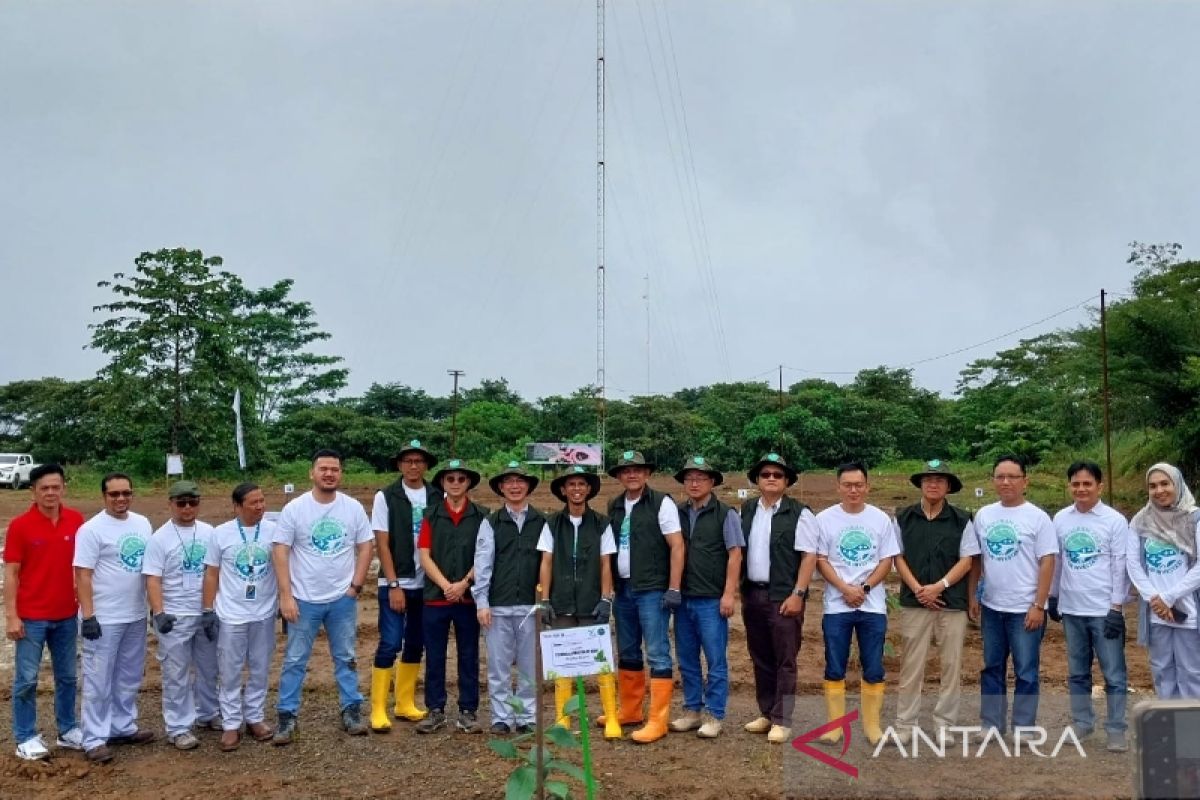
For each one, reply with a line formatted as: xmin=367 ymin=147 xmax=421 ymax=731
xmin=547 ymin=507 xmax=609 ymax=616
xmin=608 ymin=488 xmax=673 ymax=592
xmin=382 ymin=479 xmax=443 ymax=580
xmin=740 ymin=495 xmax=812 ymax=602
xmin=680 ymin=495 xmax=735 ymax=598
xmin=486 ymin=505 xmax=545 ymax=607
xmin=422 ymin=499 xmax=487 ymax=602
xmin=894 ymin=502 xmax=973 ymax=611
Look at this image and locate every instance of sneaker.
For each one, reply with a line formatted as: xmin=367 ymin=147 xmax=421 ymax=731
xmin=15 ymin=735 xmax=50 ymax=761
xmin=1106 ymin=730 xmax=1129 ymax=753
xmin=515 ymin=723 xmax=534 ymax=735
xmin=696 ymin=713 xmax=722 ymax=739
xmin=85 ymin=744 xmax=114 ymax=764
xmin=341 ymin=704 xmax=368 ymax=736
xmin=490 ymin=721 xmax=512 ymax=735
xmin=1068 ymin=724 xmax=1095 ymax=742
xmin=456 ymin=710 xmax=482 ymax=734
xmin=767 ymin=724 xmax=792 ymax=744
xmin=416 ymin=709 xmax=446 ymax=734
xmin=670 ymin=710 xmax=702 ymax=733
xmin=273 ymin=713 xmax=298 ymax=746
xmin=743 ymin=716 xmax=772 ymax=734
xmin=196 ymin=717 xmax=224 ymax=732
xmin=108 ymin=728 xmax=155 ymax=746
xmin=55 ymin=727 xmax=84 ymax=751
xmin=169 ymin=731 xmax=200 ymax=751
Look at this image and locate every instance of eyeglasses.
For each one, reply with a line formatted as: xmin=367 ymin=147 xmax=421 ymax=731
xmin=683 ymin=475 xmax=712 ymax=484
xmin=105 ymin=490 xmax=133 ymax=498
xmin=992 ymin=474 xmax=1025 ymax=482
xmin=758 ymin=471 xmax=786 ymax=480
xmin=442 ymin=475 xmax=469 ymax=484
xmin=839 ymin=482 xmax=867 ymax=491
xmin=401 ymin=458 xmax=427 ymax=466
xmin=173 ymin=498 xmax=200 ymax=507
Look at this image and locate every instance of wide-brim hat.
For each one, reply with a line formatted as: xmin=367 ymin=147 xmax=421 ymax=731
xmin=488 ymin=460 xmax=540 ymax=496
xmin=393 ymin=439 xmax=437 ymax=469
xmin=432 ymin=458 xmax=481 ymax=490
xmin=909 ymin=459 xmax=963 ymax=494
xmin=746 ymin=452 xmax=799 ymax=486
xmin=551 ymin=465 xmax=602 ymax=503
xmin=607 ymin=449 xmax=657 ymax=478
xmin=674 ymin=455 xmax=723 ymax=486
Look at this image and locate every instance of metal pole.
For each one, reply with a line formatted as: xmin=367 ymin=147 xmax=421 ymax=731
xmin=644 ymin=273 xmax=650 ymax=394
xmin=1100 ymin=290 xmax=1114 ymax=506
xmin=595 ymin=0 xmax=607 ymax=464
xmin=448 ymin=369 xmax=464 ymax=458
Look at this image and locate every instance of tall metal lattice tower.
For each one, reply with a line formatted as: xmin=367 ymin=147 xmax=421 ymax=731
xmin=595 ymin=0 xmax=607 ymax=463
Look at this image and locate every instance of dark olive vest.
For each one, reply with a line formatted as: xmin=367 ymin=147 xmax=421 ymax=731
xmin=547 ymin=507 xmax=609 ymax=616
xmin=608 ymin=488 xmax=673 ymax=592
xmin=895 ymin=502 xmax=973 ymax=612
xmin=740 ymin=495 xmax=812 ymax=602
xmin=422 ymin=499 xmax=487 ymax=602
xmin=382 ymin=479 xmax=443 ymax=580
xmin=486 ymin=505 xmax=545 ymax=607
xmin=680 ymin=495 xmax=735 ymax=598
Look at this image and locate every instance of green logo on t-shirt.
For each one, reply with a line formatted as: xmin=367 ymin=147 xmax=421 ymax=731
xmin=180 ymin=541 xmax=208 ymax=575
xmin=234 ymin=542 xmax=270 ymax=582
xmin=311 ymin=517 xmax=348 ymax=556
xmin=1145 ymin=539 xmax=1182 ymax=575
xmin=984 ymin=522 xmax=1020 ymax=562
xmin=1064 ymin=528 xmax=1100 ymax=571
xmin=619 ymin=516 xmax=631 ymax=551
xmin=117 ymin=533 xmax=146 ymax=573
xmin=837 ymin=528 xmax=875 ymax=567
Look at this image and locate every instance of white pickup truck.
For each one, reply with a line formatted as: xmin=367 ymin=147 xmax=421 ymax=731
xmin=0 ymin=454 xmax=39 ymax=489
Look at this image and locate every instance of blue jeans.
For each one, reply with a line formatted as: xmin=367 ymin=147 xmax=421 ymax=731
xmin=674 ymin=597 xmax=730 ymax=718
xmin=422 ymin=603 xmax=480 ymax=712
xmin=277 ymin=595 xmax=362 ymax=715
xmin=822 ymin=611 xmax=887 ymax=683
xmin=373 ymin=587 xmax=425 ymax=668
xmin=11 ymin=617 xmax=78 ymax=742
xmin=614 ymin=582 xmax=673 ymax=678
xmin=980 ymin=606 xmax=1045 ymax=732
xmin=1064 ymin=613 xmax=1127 ymax=733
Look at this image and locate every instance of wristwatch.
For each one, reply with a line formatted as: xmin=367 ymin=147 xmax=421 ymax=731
xmin=387 ymin=580 xmax=400 ymax=589
xmin=791 ymin=587 xmax=810 ymax=600
xmin=940 ymin=578 xmax=951 ymax=590
xmin=861 ymin=583 xmax=872 ymax=594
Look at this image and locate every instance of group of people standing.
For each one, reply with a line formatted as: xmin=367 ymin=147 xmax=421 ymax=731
xmin=5 ymin=445 xmax=1199 ymax=764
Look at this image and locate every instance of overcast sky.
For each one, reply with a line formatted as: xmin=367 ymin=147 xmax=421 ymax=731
xmin=3 ymin=1 xmax=1197 ymax=402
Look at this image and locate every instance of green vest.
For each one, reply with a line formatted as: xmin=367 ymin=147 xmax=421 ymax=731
xmin=486 ymin=505 xmax=545 ymax=607
xmin=382 ymin=479 xmax=443 ymax=580
xmin=608 ymin=488 xmax=673 ymax=592
xmin=680 ymin=495 xmax=734 ymax=598
xmin=422 ymin=499 xmax=487 ymax=602
xmin=547 ymin=507 xmax=609 ymax=616
xmin=895 ymin=502 xmax=972 ymax=612
xmin=740 ymin=495 xmax=811 ymax=602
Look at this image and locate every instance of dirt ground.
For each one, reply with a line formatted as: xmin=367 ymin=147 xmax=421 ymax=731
xmin=0 ymin=474 xmax=1152 ymax=799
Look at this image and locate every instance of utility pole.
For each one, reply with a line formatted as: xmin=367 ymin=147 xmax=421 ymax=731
xmin=448 ymin=369 xmax=465 ymax=458
xmin=777 ymin=365 xmax=784 ymax=450
xmin=644 ymin=273 xmax=650 ymax=394
xmin=1100 ymin=290 xmax=1114 ymax=506
xmin=595 ymin=0 xmax=606 ymax=467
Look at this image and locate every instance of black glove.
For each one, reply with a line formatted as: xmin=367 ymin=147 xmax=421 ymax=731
xmin=539 ymin=602 xmax=555 ymax=627
xmin=153 ymin=612 xmax=177 ymax=635
xmin=662 ymin=589 xmax=682 ymax=611
xmin=1104 ymin=609 xmax=1124 ymax=639
xmin=81 ymin=616 xmax=102 ymax=641
xmin=200 ymin=610 xmax=219 ymax=641
xmin=1047 ymin=596 xmax=1062 ymax=623
xmin=591 ymin=598 xmax=612 ymax=624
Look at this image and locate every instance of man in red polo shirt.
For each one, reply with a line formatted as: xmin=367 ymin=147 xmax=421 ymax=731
xmin=4 ymin=463 xmax=86 ymax=760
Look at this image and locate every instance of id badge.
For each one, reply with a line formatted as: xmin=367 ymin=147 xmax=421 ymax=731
xmin=245 ymin=584 xmax=257 ymax=600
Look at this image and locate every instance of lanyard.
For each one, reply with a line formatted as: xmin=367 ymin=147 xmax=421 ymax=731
xmin=171 ymin=522 xmax=199 ymax=569
xmin=236 ymin=518 xmax=262 ymax=545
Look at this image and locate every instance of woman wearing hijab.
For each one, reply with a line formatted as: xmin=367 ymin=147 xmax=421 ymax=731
xmin=1126 ymin=463 xmax=1200 ymax=699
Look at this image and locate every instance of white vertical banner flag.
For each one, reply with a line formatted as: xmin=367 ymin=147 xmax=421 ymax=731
xmin=233 ymin=388 xmax=247 ymax=470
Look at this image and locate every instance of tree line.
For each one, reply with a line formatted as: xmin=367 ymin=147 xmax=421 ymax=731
xmin=1 ymin=243 xmax=1196 ymax=478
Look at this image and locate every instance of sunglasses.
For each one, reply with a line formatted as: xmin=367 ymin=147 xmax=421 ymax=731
xmin=173 ymin=498 xmax=200 ymax=507
xmin=105 ymin=490 xmax=134 ymax=498
xmin=442 ymin=475 xmax=470 ymax=484
xmin=758 ymin=471 xmax=786 ymax=480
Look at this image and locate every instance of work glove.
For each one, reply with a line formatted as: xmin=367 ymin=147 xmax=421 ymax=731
xmin=152 ymin=612 xmax=177 ymax=635
xmin=81 ymin=616 xmax=102 ymax=641
xmin=539 ymin=601 xmax=555 ymax=627
xmin=1047 ymin=596 xmax=1062 ymax=623
xmin=661 ymin=589 xmax=682 ymax=611
xmin=200 ymin=610 xmax=219 ymax=641
xmin=591 ymin=598 xmax=612 ymax=624
xmin=1104 ymin=609 xmax=1125 ymax=639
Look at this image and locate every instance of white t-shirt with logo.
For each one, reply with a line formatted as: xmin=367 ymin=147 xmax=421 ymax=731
xmin=206 ymin=518 xmax=278 ymax=624
xmin=1125 ymin=518 xmax=1200 ymax=630
xmin=73 ymin=510 xmax=153 ymax=624
xmin=273 ymin=491 xmax=374 ymax=603
xmin=1052 ymin=502 xmax=1131 ymax=617
xmin=616 ymin=494 xmax=682 ymax=580
xmin=816 ymin=504 xmax=900 ymax=615
xmin=143 ymin=520 xmax=216 ymax=616
xmin=371 ymin=484 xmax=429 ymax=590
xmin=969 ymin=501 xmax=1058 ymax=614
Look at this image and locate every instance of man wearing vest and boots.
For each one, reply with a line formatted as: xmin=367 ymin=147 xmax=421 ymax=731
xmin=604 ymin=450 xmax=685 ymax=744
xmin=416 ymin=459 xmax=488 ymax=734
xmin=473 ymin=461 xmax=545 ymax=735
xmin=893 ymin=460 xmax=976 ymax=743
xmin=537 ymin=466 xmax=619 ymax=738
xmin=740 ymin=453 xmax=820 ymax=744
xmin=669 ymin=456 xmax=744 ymax=739
xmin=368 ymin=440 xmax=442 ymax=732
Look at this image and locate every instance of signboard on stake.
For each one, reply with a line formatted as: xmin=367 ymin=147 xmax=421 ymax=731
xmin=525 ymin=442 xmax=603 ymax=466
xmin=166 ymin=454 xmax=184 ymax=476
xmin=540 ymin=624 xmax=614 ymax=680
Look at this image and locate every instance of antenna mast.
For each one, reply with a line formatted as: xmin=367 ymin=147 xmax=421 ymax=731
xmin=595 ymin=0 xmax=607 ymax=463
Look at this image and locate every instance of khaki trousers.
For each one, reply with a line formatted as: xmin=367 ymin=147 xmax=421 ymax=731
xmin=895 ymin=606 xmax=967 ymax=729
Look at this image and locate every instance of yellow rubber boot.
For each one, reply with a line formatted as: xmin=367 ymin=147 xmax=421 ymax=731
xmin=597 ymin=672 xmax=623 ymax=740
xmin=861 ymin=681 xmax=885 ymax=745
xmin=392 ymin=662 xmax=429 ymax=721
xmin=630 ymin=678 xmax=673 ymax=744
xmin=554 ymin=678 xmax=574 ymax=729
xmin=369 ymin=667 xmax=393 ymax=732
xmin=819 ymin=679 xmax=846 ymax=745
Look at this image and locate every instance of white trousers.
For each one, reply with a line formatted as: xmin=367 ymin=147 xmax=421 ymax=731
xmin=485 ymin=607 xmax=537 ymax=726
xmin=218 ymin=617 xmax=276 ymax=730
xmin=155 ymin=614 xmax=220 ymax=735
xmin=81 ymin=620 xmax=147 ymax=750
